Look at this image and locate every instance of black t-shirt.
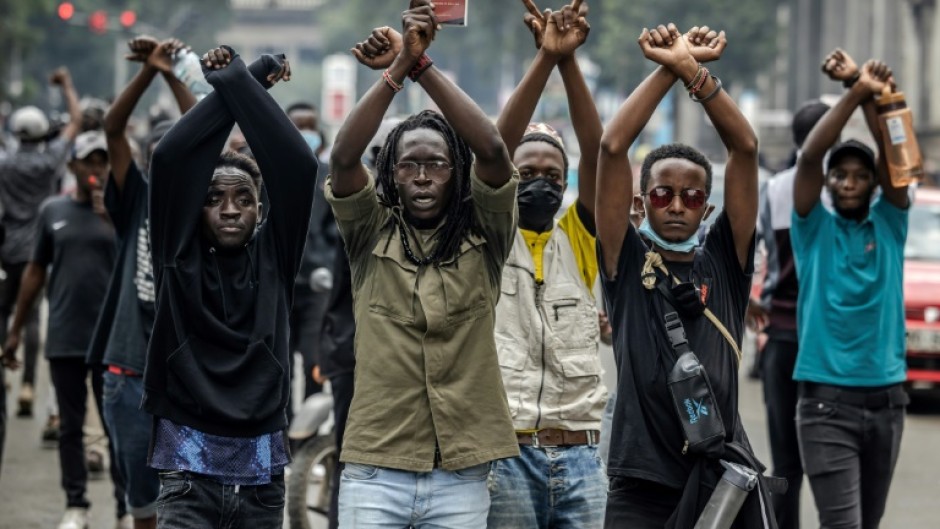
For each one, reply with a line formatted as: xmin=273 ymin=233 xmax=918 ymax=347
xmin=86 ymin=162 xmax=155 ymax=372
xmin=600 ymin=211 xmax=754 ymax=489
xmin=33 ymin=196 xmax=115 ymax=358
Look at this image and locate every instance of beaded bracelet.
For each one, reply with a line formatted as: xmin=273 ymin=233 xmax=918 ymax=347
xmin=409 ymin=54 xmax=434 ymax=82
xmin=689 ymin=75 xmax=723 ymax=103
xmin=689 ymin=66 xmax=710 ymax=95
xmin=684 ymin=64 xmax=706 ymax=91
xmin=382 ymin=70 xmax=404 ymax=93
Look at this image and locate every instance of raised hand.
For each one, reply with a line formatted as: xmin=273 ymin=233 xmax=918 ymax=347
xmin=202 ymin=46 xmax=233 ymax=70
xmin=821 ymin=48 xmax=859 ymax=82
xmin=542 ymin=0 xmax=590 ymax=57
xmin=857 ymin=59 xmax=893 ymax=95
xmin=49 ymin=66 xmax=72 ymax=86
xmin=148 ymin=38 xmax=186 ymax=74
xmin=402 ymin=0 xmax=438 ymax=60
xmin=638 ymin=23 xmax=695 ymax=74
xmin=684 ymin=25 xmax=726 ymax=63
xmin=351 ymin=27 xmax=404 ymax=70
xmin=126 ymin=35 xmax=160 ymax=62
xmin=521 ymin=0 xmax=552 ymax=49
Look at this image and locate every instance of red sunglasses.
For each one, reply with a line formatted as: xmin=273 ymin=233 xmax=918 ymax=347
xmin=642 ymin=186 xmax=708 ymax=209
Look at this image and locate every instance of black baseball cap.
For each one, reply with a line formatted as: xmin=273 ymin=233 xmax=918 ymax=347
xmin=827 ymin=139 xmax=876 ymax=173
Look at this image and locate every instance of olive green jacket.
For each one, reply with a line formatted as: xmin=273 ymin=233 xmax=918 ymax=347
xmin=325 ymin=170 xmax=521 ymax=471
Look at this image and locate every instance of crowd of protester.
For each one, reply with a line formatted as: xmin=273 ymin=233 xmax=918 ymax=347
xmin=0 ymin=1 xmax=917 ymax=528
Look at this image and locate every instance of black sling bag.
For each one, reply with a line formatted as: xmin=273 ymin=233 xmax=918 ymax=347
xmin=653 ymin=270 xmax=727 ymax=458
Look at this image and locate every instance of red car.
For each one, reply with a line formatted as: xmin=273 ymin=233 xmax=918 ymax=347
xmin=904 ymin=186 xmax=940 ymax=389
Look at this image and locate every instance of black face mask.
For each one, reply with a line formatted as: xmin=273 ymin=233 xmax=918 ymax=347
xmin=517 ymin=178 xmax=563 ymax=231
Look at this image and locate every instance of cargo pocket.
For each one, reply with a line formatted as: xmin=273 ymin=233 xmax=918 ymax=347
xmin=441 ymin=236 xmax=489 ymax=325
xmin=558 ymin=352 xmax=603 ymax=420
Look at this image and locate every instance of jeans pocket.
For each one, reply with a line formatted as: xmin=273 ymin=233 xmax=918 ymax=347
xmin=252 ymin=480 xmax=286 ymax=510
xmin=796 ymin=398 xmax=837 ymax=425
xmin=342 ymin=463 xmax=379 ymax=481
xmin=453 ymin=462 xmax=491 ymax=481
xmin=102 ymin=372 xmax=125 ymax=404
xmin=158 ymin=473 xmax=192 ymax=504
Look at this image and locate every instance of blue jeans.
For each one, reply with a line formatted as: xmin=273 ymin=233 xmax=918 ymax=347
xmin=102 ymin=372 xmax=161 ymax=518
xmin=487 ymin=445 xmax=607 ymax=529
xmin=156 ymin=471 xmax=285 ymax=529
xmin=338 ymin=462 xmax=491 ymax=528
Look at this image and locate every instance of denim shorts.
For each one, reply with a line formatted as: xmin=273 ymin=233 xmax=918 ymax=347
xmin=102 ymin=371 xmax=161 ymax=518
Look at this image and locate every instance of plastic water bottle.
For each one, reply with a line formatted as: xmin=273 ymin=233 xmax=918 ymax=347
xmin=173 ymin=49 xmax=213 ymax=101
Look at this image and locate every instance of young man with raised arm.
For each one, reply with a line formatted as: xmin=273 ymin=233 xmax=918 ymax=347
xmin=791 ymin=51 xmax=908 ymax=529
xmin=595 ymin=23 xmax=774 ymax=527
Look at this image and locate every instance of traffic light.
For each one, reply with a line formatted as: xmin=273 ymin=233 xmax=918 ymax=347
xmin=57 ymin=2 xmax=75 ymax=21
xmin=119 ymin=10 xmax=136 ymax=28
xmin=88 ymin=10 xmax=107 ymax=34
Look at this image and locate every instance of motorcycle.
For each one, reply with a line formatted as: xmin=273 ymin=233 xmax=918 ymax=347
xmin=287 ymin=389 xmax=337 ymax=529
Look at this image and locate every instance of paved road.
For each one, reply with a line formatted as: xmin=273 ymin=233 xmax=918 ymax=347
xmin=2 ymin=356 xmax=938 ymax=528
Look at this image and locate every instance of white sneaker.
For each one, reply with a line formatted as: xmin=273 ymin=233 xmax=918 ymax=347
xmin=57 ymin=508 xmax=88 ymax=529
xmin=115 ymin=513 xmax=133 ymax=529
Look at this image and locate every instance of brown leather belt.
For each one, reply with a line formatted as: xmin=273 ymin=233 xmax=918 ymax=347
xmin=517 ymin=429 xmax=600 ymax=448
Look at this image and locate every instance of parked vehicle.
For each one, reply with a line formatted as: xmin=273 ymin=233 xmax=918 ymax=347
xmin=904 ymin=186 xmax=940 ymax=390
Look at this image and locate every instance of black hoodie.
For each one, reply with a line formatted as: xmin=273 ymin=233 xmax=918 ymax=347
xmin=144 ymin=50 xmax=318 ymax=437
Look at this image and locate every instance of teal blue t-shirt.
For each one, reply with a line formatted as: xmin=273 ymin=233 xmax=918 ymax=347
xmin=791 ymin=198 xmax=908 ymax=386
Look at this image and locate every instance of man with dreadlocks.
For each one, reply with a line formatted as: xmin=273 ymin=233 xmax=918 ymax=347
xmin=485 ymin=1 xmax=607 ymax=528
xmin=596 ymin=24 xmax=776 ymax=527
xmin=326 ymin=2 xmax=519 ymax=527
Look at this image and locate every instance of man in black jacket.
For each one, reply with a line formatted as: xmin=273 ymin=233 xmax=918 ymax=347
xmin=143 ymin=47 xmax=317 ymax=528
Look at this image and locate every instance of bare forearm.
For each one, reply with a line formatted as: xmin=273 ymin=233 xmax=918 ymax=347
xmin=163 ymin=72 xmax=197 ymax=114
xmin=9 ymin=264 xmax=45 ymax=335
xmin=330 ymin=57 xmax=411 ymax=196
xmin=803 ymin=84 xmax=869 ymax=162
xmin=418 ymin=66 xmax=511 ymax=184
xmin=601 ymin=66 xmax=676 ymax=155
xmin=497 ymin=50 xmax=558 ymax=157
xmin=106 ymin=66 xmax=158 ymax=137
xmin=60 ymin=80 xmax=82 ymax=141
xmin=559 ymin=55 xmax=602 ymax=211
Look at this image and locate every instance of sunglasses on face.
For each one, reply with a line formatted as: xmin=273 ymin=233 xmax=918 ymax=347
xmin=642 ymin=186 xmax=708 ymax=209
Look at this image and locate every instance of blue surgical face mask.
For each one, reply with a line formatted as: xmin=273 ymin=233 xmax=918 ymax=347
xmin=638 ymin=217 xmax=699 ymax=253
xmin=301 ymin=130 xmax=322 ymax=154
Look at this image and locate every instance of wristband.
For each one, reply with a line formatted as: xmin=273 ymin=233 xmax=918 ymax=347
xmin=689 ymin=75 xmax=723 ymax=104
xmin=382 ymin=70 xmax=404 ymax=93
xmin=409 ymin=54 xmax=434 ymax=82
xmin=843 ymin=72 xmax=861 ymax=88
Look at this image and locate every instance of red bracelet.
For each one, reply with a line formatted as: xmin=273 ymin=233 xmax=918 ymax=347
xmin=382 ymin=70 xmax=404 ymax=93
xmin=689 ymin=66 xmax=710 ymax=95
xmin=409 ymin=54 xmax=434 ymax=82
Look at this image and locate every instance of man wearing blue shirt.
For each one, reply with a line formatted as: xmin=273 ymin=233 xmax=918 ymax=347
xmin=792 ymin=51 xmax=909 ymax=529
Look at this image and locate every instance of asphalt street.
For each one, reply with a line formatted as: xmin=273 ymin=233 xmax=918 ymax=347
xmin=1 ymin=355 xmax=938 ymax=529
